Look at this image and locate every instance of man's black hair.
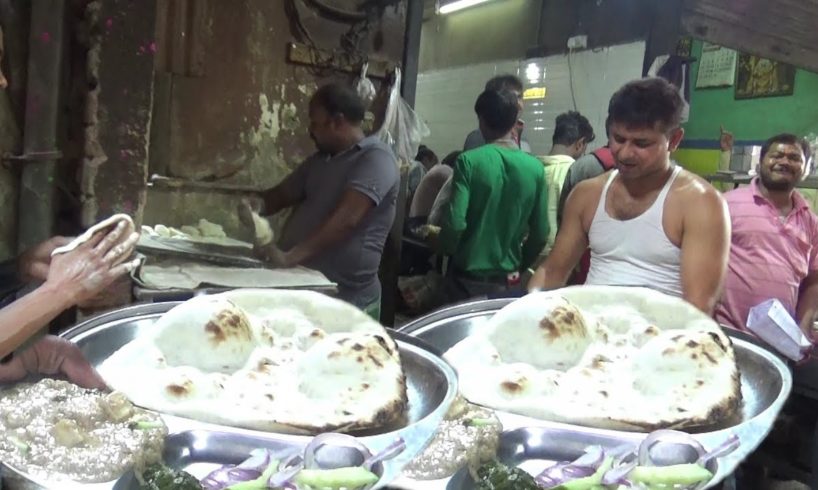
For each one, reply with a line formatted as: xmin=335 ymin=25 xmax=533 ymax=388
xmin=311 ymin=83 xmax=366 ymax=123
xmin=441 ymin=151 xmax=462 ymax=168
xmin=485 ymin=74 xmax=524 ymax=93
xmin=416 ymin=145 xmax=438 ymax=163
xmin=553 ymin=111 xmax=595 ymax=146
xmin=474 ymin=89 xmax=519 ymax=136
xmin=608 ymin=77 xmax=684 ymax=132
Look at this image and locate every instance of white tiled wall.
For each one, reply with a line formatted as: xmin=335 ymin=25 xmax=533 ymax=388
xmin=414 ymin=60 xmax=521 ymax=158
xmin=415 ymin=42 xmax=647 ymax=158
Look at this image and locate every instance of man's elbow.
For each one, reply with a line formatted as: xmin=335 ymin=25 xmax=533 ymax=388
xmin=684 ymin=290 xmax=719 ymax=316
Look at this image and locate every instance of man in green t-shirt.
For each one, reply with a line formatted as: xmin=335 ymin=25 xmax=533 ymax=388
xmin=439 ymin=88 xmax=549 ymax=302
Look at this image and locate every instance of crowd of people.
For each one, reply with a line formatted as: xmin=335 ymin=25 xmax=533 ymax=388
xmin=1 ymin=67 xmax=815 ymax=390
xmin=399 ymin=74 xmax=817 ymax=342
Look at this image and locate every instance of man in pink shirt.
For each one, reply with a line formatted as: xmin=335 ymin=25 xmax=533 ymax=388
xmin=716 ymin=133 xmax=818 ymax=335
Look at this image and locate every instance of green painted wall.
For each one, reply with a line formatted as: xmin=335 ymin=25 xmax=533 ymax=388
xmin=684 ymin=40 xmax=818 ymax=142
xmin=676 ymin=40 xmax=818 ymax=182
xmin=419 ymin=0 xmax=540 ymax=72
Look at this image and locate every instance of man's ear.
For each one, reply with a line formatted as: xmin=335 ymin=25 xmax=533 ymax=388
xmin=668 ymin=127 xmax=685 ymax=152
xmin=802 ymin=156 xmax=813 ymax=181
xmin=573 ymin=138 xmax=587 ymax=156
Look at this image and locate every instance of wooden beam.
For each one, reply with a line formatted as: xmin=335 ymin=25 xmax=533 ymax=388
xmin=681 ymin=0 xmax=818 ymax=73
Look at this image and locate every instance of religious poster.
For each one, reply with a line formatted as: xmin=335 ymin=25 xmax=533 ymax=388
xmin=735 ymin=54 xmax=796 ymax=99
xmin=695 ymin=43 xmax=737 ymax=88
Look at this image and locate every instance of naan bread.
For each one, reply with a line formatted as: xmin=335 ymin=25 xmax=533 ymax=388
xmin=445 ymin=286 xmax=741 ymax=432
xmin=98 ymin=289 xmax=408 ymax=434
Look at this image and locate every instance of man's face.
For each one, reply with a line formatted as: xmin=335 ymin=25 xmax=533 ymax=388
xmin=308 ymin=102 xmax=339 ymax=154
xmin=608 ymin=121 xmax=683 ymax=180
xmin=759 ymin=142 xmax=807 ymax=191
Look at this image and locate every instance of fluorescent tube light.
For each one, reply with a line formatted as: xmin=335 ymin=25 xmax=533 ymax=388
xmin=439 ymin=0 xmax=492 ymax=14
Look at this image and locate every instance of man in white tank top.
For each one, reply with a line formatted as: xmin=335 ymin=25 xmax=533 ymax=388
xmin=528 ymin=78 xmax=731 ymax=315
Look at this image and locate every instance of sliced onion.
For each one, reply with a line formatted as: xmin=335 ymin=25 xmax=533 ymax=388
xmin=534 ymin=446 xmax=605 ymax=487
xmin=536 ymin=474 xmax=560 ymax=488
xmin=572 ymin=445 xmax=605 ymax=467
xmin=601 ymin=460 xmax=637 ymax=486
xmin=537 ymin=462 xmax=596 ymax=484
xmin=697 ymin=433 xmax=740 ymax=467
xmin=302 ymin=433 xmax=373 ymax=470
xmin=237 ymin=448 xmax=271 ymax=470
xmin=362 ymin=437 xmax=406 ymax=470
xmin=637 ymin=430 xmax=706 ymax=467
xmin=268 ymin=461 xmax=304 ymax=488
xmin=280 ymin=452 xmax=304 ymax=471
xmin=610 ymin=443 xmax=637 ymax=461
xmin=200 ymin=466 xmax=262 ymax=490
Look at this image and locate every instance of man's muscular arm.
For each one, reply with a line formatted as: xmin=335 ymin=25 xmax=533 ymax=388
xmin=679 ymin=183 xmax=731 ymax=314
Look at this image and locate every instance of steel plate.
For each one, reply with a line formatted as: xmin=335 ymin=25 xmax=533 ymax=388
xmin=112 ymin=429 xmax=388 ymax=489
xmin=441 ymin=426 xmax=719 ymax=489
xmin=0 ymin=301 xmax=458 ymax=489
xmin=396 ymin=298 xmax=793 ymax=488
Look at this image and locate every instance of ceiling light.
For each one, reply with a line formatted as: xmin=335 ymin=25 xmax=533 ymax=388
xmin=525 ymin=62 xmax=540 ymax=82
xmin=439 ymin=0 xmax=493 ymax=14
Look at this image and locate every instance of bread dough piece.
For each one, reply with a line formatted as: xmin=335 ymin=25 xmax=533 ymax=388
xmin=179 ymin=225 xmax=201 ymax=237
xmin=197 ymin=219 xmax=227 ymax=238
xmin=238 ymin=201 xmax=274 ymax=246
xmin=52 ymin=214 xmax=135 ymax=256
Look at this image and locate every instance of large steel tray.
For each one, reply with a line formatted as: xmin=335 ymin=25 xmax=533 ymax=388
xmin=3 ymin=301 xmax=458 ymax=489
xmin=396 ymin=298 xmax=793 ymax=489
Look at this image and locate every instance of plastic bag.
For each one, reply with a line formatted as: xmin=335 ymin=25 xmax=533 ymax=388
xmin=355 ymin=62 xmax=376 ymax=108
xmin=375 ymin=68 xmax=430 ymax=166
xmin=746 ymin=298 xmax=812 ymax=362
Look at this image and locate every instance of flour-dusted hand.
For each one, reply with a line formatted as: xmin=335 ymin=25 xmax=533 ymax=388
xmin=17 ymin=236 xmax=73 ymax=282
xmin=46 ymin=220 xmax=141 ymax=305
xmin=0 ymin=336 xmax=107 ymax=389
xmin=253 ymin=241 xmax=292 ymax=268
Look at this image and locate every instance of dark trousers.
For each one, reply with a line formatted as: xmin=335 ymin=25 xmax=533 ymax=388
xmin=443 ymin=269 xmax=520 ymax=304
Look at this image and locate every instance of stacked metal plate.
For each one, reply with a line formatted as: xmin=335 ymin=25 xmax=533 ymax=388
xmin=0 ymin=302 xmax=458 ymax=490
xmin=394 ymin=298 xmax=793 ymax=490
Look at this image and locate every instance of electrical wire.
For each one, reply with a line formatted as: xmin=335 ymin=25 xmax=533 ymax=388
xmin=567 ymin=48 xmax=578 ymax=111
xmin=305 ymin=0 xmax=367 ymax=22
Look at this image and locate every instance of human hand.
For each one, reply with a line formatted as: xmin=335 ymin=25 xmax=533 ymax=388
xmin=46 ymin=220 xmax=141 ymax=306
xmin=254 ymin=242 xmax=292 ymax=268
xmin=0 ymin=336 xmax=107 ymax=389
xmin=719 ymin=125 xmax=734 ymax=152
xmin=17 ymin=236 xmax=73 ymax=283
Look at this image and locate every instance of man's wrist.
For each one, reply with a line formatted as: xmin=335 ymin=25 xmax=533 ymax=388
xmin=36 ymin=281 xmax=76 ymax=310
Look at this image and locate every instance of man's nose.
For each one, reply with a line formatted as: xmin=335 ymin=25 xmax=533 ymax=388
xmin=615 ymin=142 xmax=633 ymax=160
xmin=0 ymin=72 xmax=8 ymax=90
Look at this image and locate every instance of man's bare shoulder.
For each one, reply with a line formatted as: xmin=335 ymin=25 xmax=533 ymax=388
xmin=672 ymin=168 xmax=726 ymax=210
xmin=671 ymin=169 xmax=727 ymax=221
xmin=567 ymin=172 xmax=609 ymax=221
xmin=572 ymin=171 xmax=609 ymax=196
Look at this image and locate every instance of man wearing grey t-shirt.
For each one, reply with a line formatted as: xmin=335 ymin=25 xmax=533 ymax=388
xmin=255 ymin=83 xmax=399 ymax=317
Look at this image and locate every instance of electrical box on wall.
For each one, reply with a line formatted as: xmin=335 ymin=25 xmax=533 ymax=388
xmin=567 ymin=35 xmax=588 ymax=50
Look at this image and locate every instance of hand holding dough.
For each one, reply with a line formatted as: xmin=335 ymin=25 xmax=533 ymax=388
xmin=238 ymin=200 xmax=274 ymax=246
